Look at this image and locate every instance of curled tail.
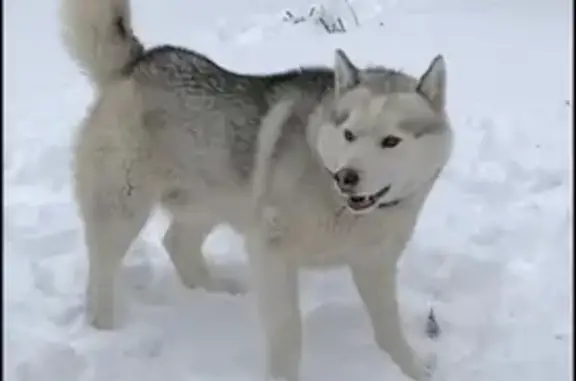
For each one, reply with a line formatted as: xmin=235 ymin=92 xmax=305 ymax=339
xmin=59 ymin=0 xmax=144 ymax=88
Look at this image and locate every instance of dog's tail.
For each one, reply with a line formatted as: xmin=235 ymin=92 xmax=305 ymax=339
xmin=60 ymin=0 xmax=144 ymax=88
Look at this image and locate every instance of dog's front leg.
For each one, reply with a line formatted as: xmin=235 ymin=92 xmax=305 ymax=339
xmin=250 ymin=241 xmax=301 ymax=381
xmin=350 ymin=261 xmax=426 ymax=380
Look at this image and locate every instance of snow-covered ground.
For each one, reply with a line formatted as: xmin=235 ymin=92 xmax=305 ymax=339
xmin=4 ymin=0 xmax=572 ymax=380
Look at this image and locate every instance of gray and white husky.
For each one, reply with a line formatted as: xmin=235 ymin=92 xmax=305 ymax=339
xmin=60 ymin=0 xmax=453 ymax=379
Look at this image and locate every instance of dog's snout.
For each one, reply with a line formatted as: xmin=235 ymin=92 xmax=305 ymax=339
xmin=335 ymin=168 xmax=360 ymax=191
xmin=342 ymin=169 xmax=359 ymax=186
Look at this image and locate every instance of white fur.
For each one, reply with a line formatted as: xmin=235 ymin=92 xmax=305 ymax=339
xmin=249 ymin=56 xmax=452 ymax=381
xmin=60 ymin=0 xmax=453 ymax=379
xmin=315 ymin=89 xmax=452 ymax=207
xmin=59 ymin=0 xmax=142 ymax=87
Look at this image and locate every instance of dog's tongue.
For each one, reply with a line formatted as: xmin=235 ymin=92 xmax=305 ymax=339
xmin=347 ymin=196 xmax=375 ymax=211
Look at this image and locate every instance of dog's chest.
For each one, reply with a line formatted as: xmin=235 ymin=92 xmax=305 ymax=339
xmin=268 ymin=202 xmax=415 ymax=266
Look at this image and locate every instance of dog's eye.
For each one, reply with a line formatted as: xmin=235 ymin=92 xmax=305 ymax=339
xmin=344 ymin=129 xmax=356 ymax=142
xmin=380 ymin=135 xmax=402 ymax=148
xmin=332 ymin=110 xmax=350 ymax=126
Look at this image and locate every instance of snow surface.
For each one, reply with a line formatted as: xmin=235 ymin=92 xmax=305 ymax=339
xmin=4 ymin=0 xmax=573 ymax=380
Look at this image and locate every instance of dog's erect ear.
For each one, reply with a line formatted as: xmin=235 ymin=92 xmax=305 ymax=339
xmin=417 ymin=55 xmax=446 ymax=112
xmin=334 ymin=49 xmax=359 ymax=96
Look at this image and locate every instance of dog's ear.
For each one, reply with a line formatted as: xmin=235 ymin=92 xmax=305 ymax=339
xmin=417 ymin=55 xmax=446 ymax=112
xmin=334 ymin=49 xmax=359 ymax=96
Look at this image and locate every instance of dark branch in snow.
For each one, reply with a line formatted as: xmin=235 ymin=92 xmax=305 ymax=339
xmin=426 ymin=308 xmax=441 ymax=339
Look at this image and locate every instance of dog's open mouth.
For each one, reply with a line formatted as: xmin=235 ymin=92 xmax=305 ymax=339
xmin=346 ymin=185 xmax=391 ymax=211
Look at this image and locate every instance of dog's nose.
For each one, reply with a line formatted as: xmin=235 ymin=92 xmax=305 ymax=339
xmin=334 ymin=168 xmax=360 ymax=192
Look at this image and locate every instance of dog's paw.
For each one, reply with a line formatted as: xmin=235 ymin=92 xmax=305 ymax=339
xmin=388 ymin=351 xmax=434 ymax=381
xmin=197 ymin=274 xmax=248 ymax=295
xmin=401 ymin=363 xmax=430 ymax=381
xmin=419 ymin=364 xmax=435 ymax=381
xmin=86 ymin=311 xmax=116 ymax=330
xmin=179 ymin=276 xmax=246 ymax=295
xmin=413 ymin=354 xmax=437 ymax=381
xmin=86 ymin=299 xmax=117 ymax=330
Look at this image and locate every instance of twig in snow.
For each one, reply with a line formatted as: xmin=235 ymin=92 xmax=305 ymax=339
xmin=343 ymin=0 xmax=360 ymax=26
xmin=426 ymin=308 xmax=441 ymax=339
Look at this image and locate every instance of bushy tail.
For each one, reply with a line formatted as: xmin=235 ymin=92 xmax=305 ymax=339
xmin=59 ymin=0 xmax=144 ymax=88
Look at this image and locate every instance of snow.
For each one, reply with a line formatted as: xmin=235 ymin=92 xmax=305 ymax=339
xmin=3 ymin=0 xmax=572 ymax=380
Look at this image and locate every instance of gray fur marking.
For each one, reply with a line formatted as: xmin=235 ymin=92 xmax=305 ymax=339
xmin=128 ymin=45 xmax=421 ymax=181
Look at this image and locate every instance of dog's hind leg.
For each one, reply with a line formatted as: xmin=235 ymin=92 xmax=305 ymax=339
xmin=161 ymin=210 xmax=213 ymax=290
xmin=76 ymin=155 xmax=155 ymax=330
xmin=73 ymin=78 xmax=159 ymax=329
xmin=81 ymin=190 xmax=154 ymax=329
xmin=161 ymin=193 xmax=241 ymax=293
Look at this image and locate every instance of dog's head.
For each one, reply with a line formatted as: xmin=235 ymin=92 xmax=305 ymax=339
xmin=314 ymin=50 xmax=452 ymax=213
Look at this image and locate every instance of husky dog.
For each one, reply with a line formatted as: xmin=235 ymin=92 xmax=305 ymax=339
xmin=60 ymin=0 xmax=452 ymax=379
